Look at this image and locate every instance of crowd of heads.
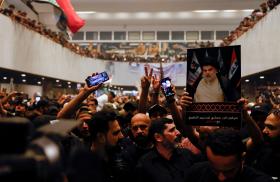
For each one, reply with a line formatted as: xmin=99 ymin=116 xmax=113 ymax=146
xmin=0 ymin=67 xmax=279 ymax=181
xmin=221 ymin=0 xmax=280 ymax=46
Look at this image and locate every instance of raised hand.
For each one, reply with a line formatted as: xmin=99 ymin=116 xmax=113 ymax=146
xmin=82 ymin=73 xmax=103 ymax=94
xmin=141 ymin=66 xmax=153 ymax=90
xmin=180 ymin=92 xmax=193 ymax=109
xmin=152 ymin=74 xmax=160 ymax=93
xmin=237 ymin=97 xmax=249 ymax=111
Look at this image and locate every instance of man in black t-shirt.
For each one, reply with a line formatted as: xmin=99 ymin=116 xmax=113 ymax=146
xmin=185 ymin=128 xmax=273 ymax=182
xmin=135 ymin=117 xmax=198 ymax=182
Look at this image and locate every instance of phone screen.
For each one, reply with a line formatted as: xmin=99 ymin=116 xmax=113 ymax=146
xmin=160 ymin=77 xmax=175 ymax=97
xmin=35 ymin=96 xmax=41 ymax=102
xmin=86 ymin=72 xmax=109 ymax=87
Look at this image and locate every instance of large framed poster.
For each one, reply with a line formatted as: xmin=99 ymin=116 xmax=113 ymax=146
xmin=186 ymin=45 xmax=241 ymax=127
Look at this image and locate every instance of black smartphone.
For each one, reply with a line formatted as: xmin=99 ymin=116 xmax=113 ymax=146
xmin=160 ymin=77 xmax=175 ymax=97
xmin=85 ymin=72 xmax=109 ymax=87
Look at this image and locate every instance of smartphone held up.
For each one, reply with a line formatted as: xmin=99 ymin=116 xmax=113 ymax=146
xmin=85 ymin=72 xmax=109 ymax=87
xmin=160 ymin=77 xmax=175 ymax=97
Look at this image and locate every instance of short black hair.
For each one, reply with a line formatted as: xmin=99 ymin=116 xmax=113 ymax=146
xmin=206 ymin=128 xmax=246 ymax=159
xmin=271 ymin=108 xmax=280 ymax=118
xmin=108 ymin=91 xmax=116 ymax=98
xmin=201 ymin=56 xmax=219 ymax=70
xmin=88 ymin=111 xmax=117 ymax=141
xmin=148 ymin=117 xmax=173 ymax=143
xmin=123 ymin=102 xmax=137 ymax=112
xmin=148 ymin=104 xmax=167 ymax=117
xmin=36 ymin=99 xmax=49 ymax=109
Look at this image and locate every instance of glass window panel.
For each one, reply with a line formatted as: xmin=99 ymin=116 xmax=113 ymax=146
xmin=72 ymin=32 xmax=84 ymax=40
xmin=171 ymin=31 xmax=184 ymax=40
xmin=128 ymin=31 xmax=140 ymax=40
xmin=157 ymin=31 xmax=169 ymax=40
xmin=100 ymin=31 xmax=112 ymax=40
xmin=186 ymin=31 xmax=199 ymax=40
xmin=114 ymin=31 xmax=126 ymax=40
xmin=86 ymin=32 xmax=98 ymax=40
xmin=216 ymin=31 xmax=229 ymax=40
xmin=201 ymin=31 xmax=214 ymax=40
xmin=143 ymin=31 xmax=155 ymax=40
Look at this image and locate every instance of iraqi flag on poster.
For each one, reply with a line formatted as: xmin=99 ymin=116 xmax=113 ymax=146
xmin=21 ymin=0 xmax=85 ymax=33
xmin=228 ymin=49 xmax=238 ymax=80
xmin=187 ymin=52 xmax=202 ymax=86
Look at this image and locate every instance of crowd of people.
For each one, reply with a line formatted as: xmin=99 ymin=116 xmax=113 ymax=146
xmin=1 ymin=1 xmax=280 ymax=181
xmin=220 ymin=0 xmax=280 ymax=46
xmin=0 ymin=68 xmax=279 ymax=181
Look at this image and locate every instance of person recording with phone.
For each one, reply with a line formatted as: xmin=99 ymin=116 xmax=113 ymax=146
xmin=57 ymin=73 xmax=104 ymax=119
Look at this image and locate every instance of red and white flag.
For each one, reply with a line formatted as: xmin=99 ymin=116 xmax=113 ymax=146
xmin=228 ymin=49 xmax=238 ymax=80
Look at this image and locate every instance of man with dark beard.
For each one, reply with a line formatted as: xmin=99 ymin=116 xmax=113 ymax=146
xmin=67 ymin=110 xmax=125 ymax=182
xmin=130 ymin=113 xmax=152 ymax=148
xmin=245 ymin=109 xmax=280 ymax=180
xmin=119 ymin=113 xmax=153 ymax=182
xmin=87 ymin=110 xmax=127 ymax=182
xmin=121 ymin=114 xmax=152 ymax=165
xmin=135 ymin=117 xmax=197 ymax=182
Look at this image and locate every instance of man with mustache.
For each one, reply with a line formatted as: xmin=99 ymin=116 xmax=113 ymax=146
xmin=135 ymin=117 xmax=197 ymax=182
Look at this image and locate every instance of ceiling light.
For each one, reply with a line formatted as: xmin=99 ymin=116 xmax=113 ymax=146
xmin=56 ymin=80 xmax=60 ymax=83
xmin=42 ymin=77 xmax=45 ymax=80
xmin=22 ymin=79 xmax=26 ymax=82
xmin=21 ymin=74 xmax=26 ymax=77
xmin=245 ymin=79 xmax=250 ymax=82
xmin=260 ymin=76 xmax=264 ymax=79
xmin=273 ymin=82 xmax=277 ymax=85
xmin=37 ymin=81 xmax=41 ymax=84
xmin=134 ymin=12 xmax=151 ymax=19
xmin=242 ymin=9 xmax=254 ymax=12
xmin=193 ymin=10 xmax=218 ymax=13
xmin=3 ymin=77 xmax=7 ymax=80
xmin=155 ymin=12 xmax=171 ymax=19
xmin=76 ymin=11 xmax=96 ymax=14
xmin=223 ymin=10 xmax=237 ymax=13
xmin=68 ymin=85 xmax=71 ymax=88
xmin=67 ymin=82 xmax=71 ymax=84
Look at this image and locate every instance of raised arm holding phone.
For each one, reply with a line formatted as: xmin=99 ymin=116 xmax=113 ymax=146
xmin=57 ymin=73 xmax=103 ymax=119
